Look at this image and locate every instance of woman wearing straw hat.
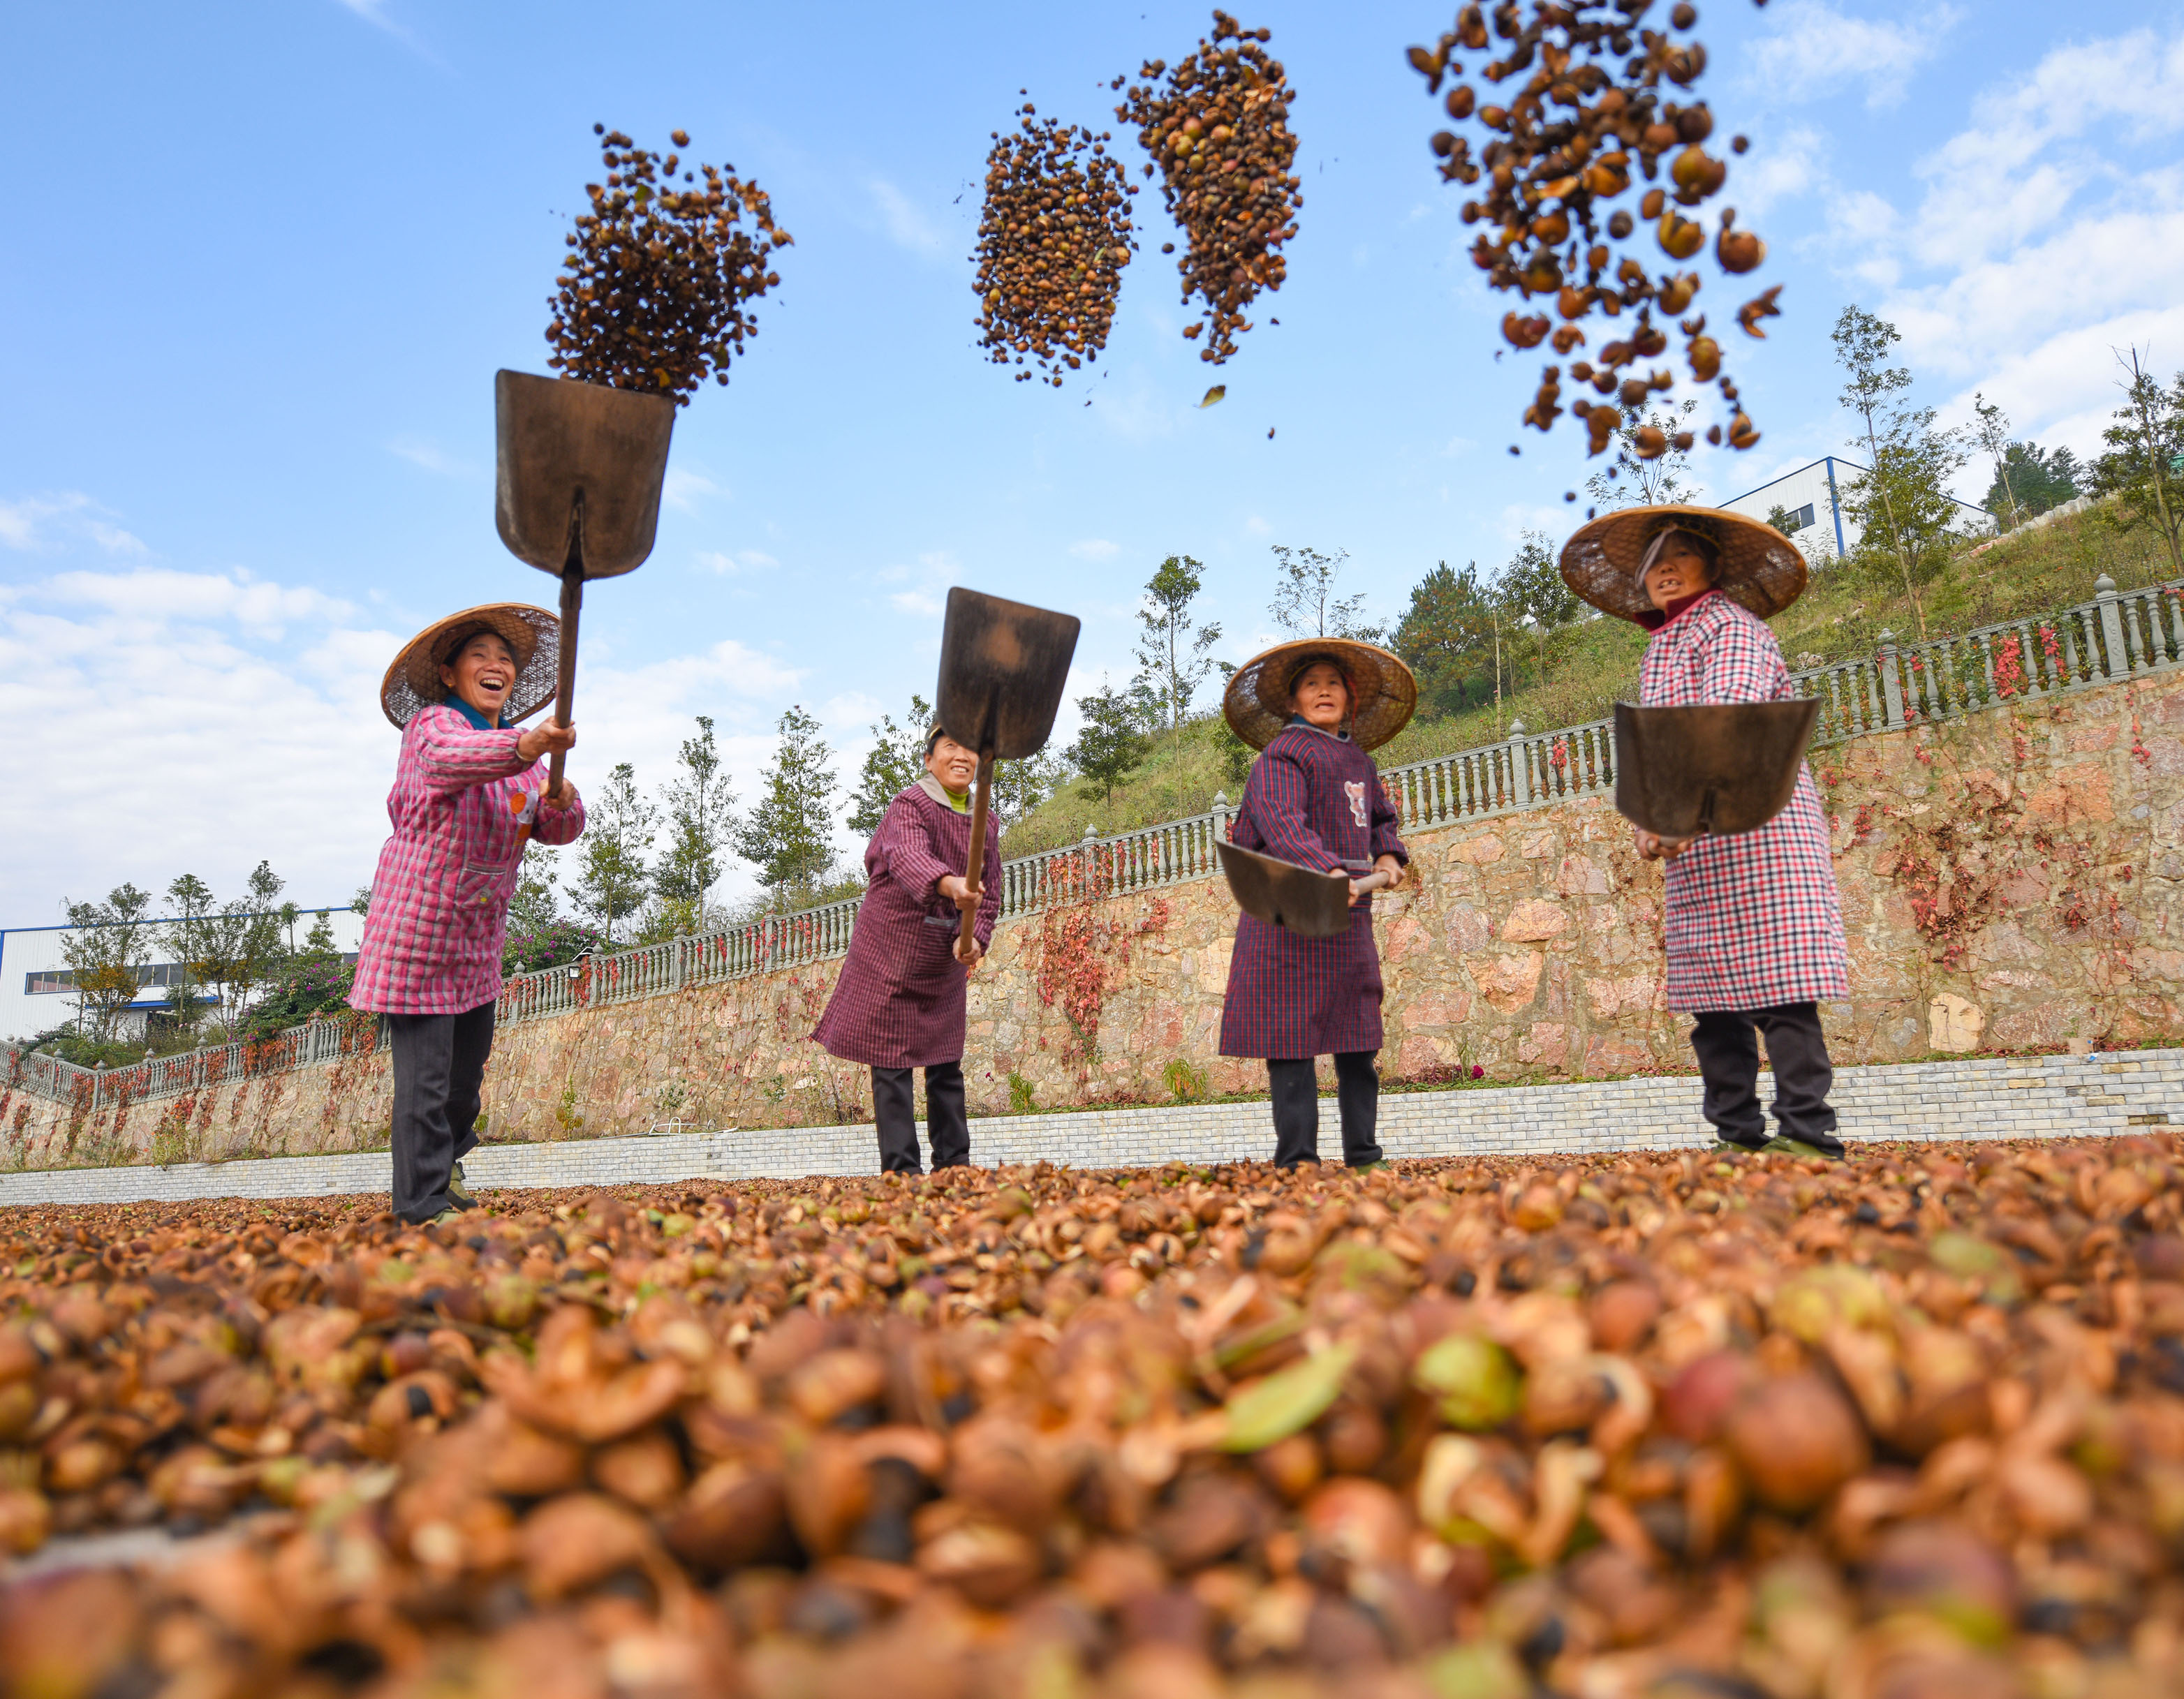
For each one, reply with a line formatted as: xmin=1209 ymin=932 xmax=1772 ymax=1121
xmin=1218 ymin=639 xmax=1416 ymax=1167
xmin=351 ymin=605 xmax=585 ymax=1224
xmin=1560 ymin=505 xmax=1849 ymax=1159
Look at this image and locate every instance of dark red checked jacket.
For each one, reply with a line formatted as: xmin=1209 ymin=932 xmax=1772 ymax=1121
xmin=1219 ymin=721 xmax=1408 ymax=1060
xmin=811 ymin=780 xmax=1001 ymax=1070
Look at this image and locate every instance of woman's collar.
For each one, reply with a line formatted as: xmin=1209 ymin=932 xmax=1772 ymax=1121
xmin=1285 ymin=713 xmax=1352 ymax=743
xmin=916 ymin=772 xmax=971 ymax=813
xmin=443 ymin=696 xmax=501 ymax=731
xmin=1637 ymin=588 xmax=1719 ymax=632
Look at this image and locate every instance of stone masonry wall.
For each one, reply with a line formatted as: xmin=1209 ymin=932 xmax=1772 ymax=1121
xmin=6 ymin=667 xmax=2182 ymax=1167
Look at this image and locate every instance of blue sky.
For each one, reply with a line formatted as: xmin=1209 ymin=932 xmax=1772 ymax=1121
xmin=3 ymin=0 xmax=2180 ymax=919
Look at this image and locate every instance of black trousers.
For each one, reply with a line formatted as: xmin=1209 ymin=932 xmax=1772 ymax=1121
xmin=872 ymin=1060 xmax=969 ymax=1174
xmin=1267 ymin=1052 xmax=1382 ymax=1168
xmin=386 ymin=1001 xmax=496 ymax=1224
xmin=1689 ymin=1002 xmax=1842 ymax=1150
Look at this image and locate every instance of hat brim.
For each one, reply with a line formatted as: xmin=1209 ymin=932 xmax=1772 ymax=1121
xmin=380 ymin=604 xmax=560 ymax=729
xmin=1222 ymin=639 xmax=1419 ymax=752
xmin=1559 ymin=503 xmax=1808 ymax=623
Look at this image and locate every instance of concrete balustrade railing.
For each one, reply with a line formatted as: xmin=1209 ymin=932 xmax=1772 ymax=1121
xmin=9 ymin=573 xmax=2176 ymax=1110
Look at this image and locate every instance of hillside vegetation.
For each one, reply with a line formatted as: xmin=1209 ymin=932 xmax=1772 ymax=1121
xmin=1003 ymin=499 xmax=2175 ymax=857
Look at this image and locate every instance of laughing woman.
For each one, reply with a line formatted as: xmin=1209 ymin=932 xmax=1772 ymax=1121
xmin=350 ymin=606 xmax=584 ymax=1224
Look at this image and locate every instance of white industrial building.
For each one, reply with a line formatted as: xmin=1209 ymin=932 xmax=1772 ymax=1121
xmin=0 ymin=906 xmax=364 ymax=1046
xmin=1717 ymin=455 xmax=1995 ymax=565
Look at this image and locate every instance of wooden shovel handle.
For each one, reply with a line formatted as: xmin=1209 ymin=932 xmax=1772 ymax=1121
xmin=957 ymin=754 xmax=994 ymax=958
xmin=1350 ymin=868 xmax=1395 ymax=897
xmin=515 ymin=566 xmax=583 ymax=852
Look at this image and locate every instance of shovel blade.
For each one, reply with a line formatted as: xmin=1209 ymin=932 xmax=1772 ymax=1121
xmin=935 ymin=587 xmax=1082 ymax=759
xmin=1216 ymin=840 xmax=1356 ymax=938
xmin=495 ymin=370 xmax=677 ymax=579
xmin=1612 ymin=699 xmax=1820 ymax=838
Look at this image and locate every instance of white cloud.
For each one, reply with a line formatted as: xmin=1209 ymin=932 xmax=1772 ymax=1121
xmin=662 ymin=468 xmax=725 ymax=512
xmin=890 ymin=588 xmax=944 ymax=617
xmin=387 ymin=437 xmax=471 ymax=478
xmin=1743 ymin=0 xmax=1961 ymax=110
xmin=1732 ymin=126 xmax=1824 ymax=218
xmin=1068 ymin=539 xmax=1121 ymax=561
xmin=0 ymin=492 xmax=147 ymax=557
xmin=696 ymin=549 xmax=779 ymax=575
xmin=867 ymin=179 xmax=946 ymax=257
xmin=0 ymin=550 xmax=833 ymax=924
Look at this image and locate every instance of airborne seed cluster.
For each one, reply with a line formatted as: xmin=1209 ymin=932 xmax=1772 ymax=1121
xmin=1116 ymin=10 xmax=1304 ymax=366
xmin=973 ymin=112 xmax=1139 ymax=387
xmin=10 ymin=1138 xmax=2184 ymax=1696
xmin=1408 ymin=1 xmax=1778 ymax=458
xmin=546 ymin=126 xmax=793 ymax=405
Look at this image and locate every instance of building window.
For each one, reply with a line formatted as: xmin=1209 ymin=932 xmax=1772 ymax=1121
xmin=27 ymin=971 xmax=76 ymax=995
xmin=1782 ymin=503 xmax=1815 ymax=534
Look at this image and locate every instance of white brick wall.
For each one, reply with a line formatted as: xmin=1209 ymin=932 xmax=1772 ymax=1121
xmin=0 ymin=1050 xmax=2170 ymax=1208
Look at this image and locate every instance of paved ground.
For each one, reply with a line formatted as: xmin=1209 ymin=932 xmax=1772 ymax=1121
xmin=0 ymin=1048 xmax=2171 ymax=1206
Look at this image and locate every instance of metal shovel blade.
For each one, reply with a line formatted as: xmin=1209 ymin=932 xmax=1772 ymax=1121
xmin=494 ymin=370 xmax=677 ymax=579
xmin=935 ymin=587 xmax=1083 ymax=759
xmin=1216 ymin=840 xmax=1357 ymax=938
xmin=1612 ymin=699 xmax=1821 ymax=838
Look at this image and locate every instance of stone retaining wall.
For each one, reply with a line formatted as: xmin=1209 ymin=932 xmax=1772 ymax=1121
xmin=1 ymin=1048 xmax=2175 ymax=1207
xmin=5 ymin=667 xmax=2181 ymax=1170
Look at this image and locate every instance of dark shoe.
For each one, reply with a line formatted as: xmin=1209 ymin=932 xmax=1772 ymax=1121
xmin=448 ymin=1160 xmax=474 ymax=1206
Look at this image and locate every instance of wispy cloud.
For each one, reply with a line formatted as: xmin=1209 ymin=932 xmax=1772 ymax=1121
xmin=697 ymin=549 xmax=780 ymax=575
xmin=890 ymin=588 xmax=944 ymax=617
xmin=1743 ymin=0 xmax=1962 ymax=110
xmin=0 ymin=492 xmax=147 ymax=557
xmin=328 ymin=0 xmax=443 ymax=66
xmin=662 ymin=468 xmax=725 ymax=512
xmin=1068 ymin=539 xmax=1121 ymax=561
xmin=867 ymin=179 xmax=946 ymax=257
xmin=387 ymin=438 xmax=471 ymax=478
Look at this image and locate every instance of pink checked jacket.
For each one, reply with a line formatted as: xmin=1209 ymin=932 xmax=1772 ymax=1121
xmin=349 ymin=705 xmax=586 ymax=1016
xmin=1640 ymin=591 xmax=1849 ymax=1012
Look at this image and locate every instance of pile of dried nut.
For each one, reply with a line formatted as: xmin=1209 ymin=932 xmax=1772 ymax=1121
xmin=1116 ymin=11 xmax=1303 ymax=366
xmin=973 ymin=112 xmax=1139 ymax=387
xmin=7 ymin=1136 xmax=2184 ymax=1698
xmin=1408 ymin=1 xmax=1779 ymax=459
xmin=546 ymin=126 xmax=792 ymax=404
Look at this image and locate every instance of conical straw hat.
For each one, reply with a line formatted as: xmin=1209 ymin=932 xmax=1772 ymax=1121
xmin=1559 ymin=503 xmax=1807 ymax=623
xmin=379 ymin=603 xmax=559 ymax=729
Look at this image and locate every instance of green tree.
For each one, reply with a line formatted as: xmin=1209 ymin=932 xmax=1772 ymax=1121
xmin=1983 ymin=442 xmax=2080 ymax=523
xmin=1584 ymin=398 xmax=1699 ymax=510
xmin=301 ymin=910 xmax=341 ymax=958
xmin=2089 ymin=348 xmax=2184 ymax=579
xmin=163 ymin=873 xmax=216 ymax=1028
xmin=1832 ymin=305 xmax=1968 ymax=637
xmin=508 ymin=845 xmax=563 ymax=937
xmin=1497 ymin=531 xmax=1579 ymax=685
xmin=59 ymin=884 xmax=156 ymax=1042
xmin=735 ymin=706 xmax=840 ymax=904
xmin=194 ymin=869 xmax=286 ymax=1041
xmin=1068 ymin=677 xmax=1151 ymax=806
xmin=1132 ymin=554 xmax=1223 ymax=762
xmin=1392 ymin=560 xmax=1497 ymax=718
xmin=1269 ymin=545 xmax=1378 ymax=640
xmin=991 ymin=749 xmax=1066 ymax=831
xmin=573 ymin=762 xmax=656 ymax=942
xmin=1972 ymin=392 xmax=2021 ymax=529
xmin=652 ymin=715 xmax=739 ymax=933
xmin=847 ymin=694 xmax=933 ymax=836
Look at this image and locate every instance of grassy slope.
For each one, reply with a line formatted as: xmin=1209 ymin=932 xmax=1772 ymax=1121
xmin=1003 ymin=501 xmax=2177 ymax=857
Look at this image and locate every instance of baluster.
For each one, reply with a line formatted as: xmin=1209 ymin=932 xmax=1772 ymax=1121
xmin=1975 ymin=632 xmax=1997 ymax=708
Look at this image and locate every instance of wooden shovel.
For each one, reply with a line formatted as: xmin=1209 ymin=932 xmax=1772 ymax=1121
xmin=494 ymin=371 xmax=676 ymax=838
xmin=935 ymin=588 xmax=1082 ymax=958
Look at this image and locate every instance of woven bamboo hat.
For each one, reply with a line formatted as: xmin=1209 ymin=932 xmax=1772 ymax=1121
xmin=1559 ymin=503 xmax=1807 ymax=624
xmin=379 ymin=604 xmax=559 ymax=729
xmin=1223 ymin=637 xmax=1419 ymax=752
